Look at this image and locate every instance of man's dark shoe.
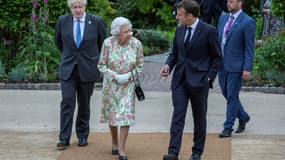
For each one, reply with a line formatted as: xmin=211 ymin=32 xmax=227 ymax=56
xmin=118 ymin=155 xmax=128 ymax=160
xmin=189 ymin=153 xmax=201 ymax=160
xmin=78 ymin=138 xmax=88 ymax=146
xmin=235 ymin=116 xmax=250 ymax=133
xmin=112 ymin=148 xmax=119 ymax=155
xmin=56 ymin=141 xmax=70 ymax=150
xmin=163 ymin=153 xmax=178 ymax=160
xmin=219 ymin=128 xmax=233 ymax=138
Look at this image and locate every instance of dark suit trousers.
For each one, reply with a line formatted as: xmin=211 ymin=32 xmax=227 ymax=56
xmin=218 ymin=67 xmax=249 ymax=129
xmin=168 ymin=77 xmax=209 ymax=156
xmin=59 ymin=66 xmax=95 ymax=142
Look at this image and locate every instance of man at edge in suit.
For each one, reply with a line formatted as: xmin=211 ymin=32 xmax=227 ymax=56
xmin=160 ymin=0 xmax=222 ymax=160
xmin=55 ymin=0 xmax=106 ymax=149
xmin=217 ymin=0 xmax=255 ymax=138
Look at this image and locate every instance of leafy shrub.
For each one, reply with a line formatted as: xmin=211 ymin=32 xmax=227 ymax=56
xmin=115 ymin=0 xmax=176 ymax=30
xmin=243 ymin=0 xmax=263 ymax=17
xmin=0 ymin=43 xmax=10 ymax=64
xmin=134 ymin=29 xmax=170 ymax=56
xmin=252 ymin=30 xmax=285 ymax=86
xmin=272 ymin=0 xmax=285 ymax=17
xmin=16 ymin=24 xmax=59 ymax=81
xmin=0 ymin=61 xmax=8 ymax=81
xmin=254 ymin=15 xmax=263 ymax=40
xmin=8 ymin=65 xmax=26 ymax=82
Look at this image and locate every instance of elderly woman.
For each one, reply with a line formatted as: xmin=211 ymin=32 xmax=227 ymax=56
xmin=97 ymin=17 xmax=144 ymax=160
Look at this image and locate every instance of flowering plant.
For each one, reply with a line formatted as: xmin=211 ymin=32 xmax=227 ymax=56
xmin=31 ymin=0 xmax=49 ymax=29
xmin=16 ymin=0 xmax=59 ymax=81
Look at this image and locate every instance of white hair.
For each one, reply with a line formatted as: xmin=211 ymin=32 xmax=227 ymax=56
xmin=110 ymin=17 xmax=132 ymax=36
xmin=67 ymin=0 xmax=87 ymax=7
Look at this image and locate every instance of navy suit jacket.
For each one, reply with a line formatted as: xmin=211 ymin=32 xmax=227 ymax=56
xmin=217 ymin=12 xmax=255 ymax=72
xmin=55 ymin=13 xmax=106 ymax=82
xmin=166 ymin=20 xmax=222 ymax=89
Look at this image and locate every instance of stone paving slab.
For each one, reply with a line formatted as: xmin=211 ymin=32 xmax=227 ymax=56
xmin=232 ymin=135 xmax=285 ymax=160
xmin=0 ymin=131 xmax=61 ymax=160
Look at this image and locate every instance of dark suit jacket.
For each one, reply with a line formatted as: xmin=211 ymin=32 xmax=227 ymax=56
xmin=55 ymin=13 xmax=106 ymax=82
xmin=166 ymin=20 xmax=222 ymax=89
xmin=217 ymin=12 xmax=255 ymax=72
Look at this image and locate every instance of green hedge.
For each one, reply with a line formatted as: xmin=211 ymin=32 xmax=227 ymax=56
xmin=134 ymin=29 xmax=170 ymax=56
xmin=251 ymin=30 xmax=285 ymax=86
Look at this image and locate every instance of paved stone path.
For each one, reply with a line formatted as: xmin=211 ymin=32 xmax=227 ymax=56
xmin=140 ymin=61 xmax=221 ymax=93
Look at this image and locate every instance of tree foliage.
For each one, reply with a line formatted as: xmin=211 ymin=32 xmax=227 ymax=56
xmin=271 ymin=0 xmax=285 ymax=17
xmin=125 ymin=0 xmax=176 ymax=30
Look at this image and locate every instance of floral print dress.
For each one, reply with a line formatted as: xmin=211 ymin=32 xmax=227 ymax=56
xmin=97 ymin=36 xmax=144 ymax=126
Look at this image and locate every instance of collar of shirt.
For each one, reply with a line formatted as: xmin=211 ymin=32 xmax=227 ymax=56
xmin=185 ymin=18 xmax=199 ymax=39
xmin=73 ymin=12 xmax=86 ymax=44
xmin=187 ymin=18 xmax=199 ymax=31
xmin=184 ymin=18 xmax=199 ymax=41
xmin=230 ymin=9 xmax=242 ymax=23
xmin=73 ymin=12 xmax=86 ymax=22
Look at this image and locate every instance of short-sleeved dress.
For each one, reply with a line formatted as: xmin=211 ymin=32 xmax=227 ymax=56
xmin=97 ymin=36 xmax=144 ymax=126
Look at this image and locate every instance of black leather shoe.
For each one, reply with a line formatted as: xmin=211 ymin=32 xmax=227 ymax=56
xmin=235 ymin=116 xmax=250 ymax=133
xmin=112 ymin=148 xmax=119 ymax=155
xmin=219 ymin=128 xmax=233 ymax=138
xmin=163 ymin=153 xmax=178 ymax=160
xmin=56 ymin=140 xmax=70 ymax=150
xmin=189 ymin=153 xmax=201 ymax=160
xmin=78 ymin=138 xmax=88 ymax=146
xmin=118 ymin=155 xmax=128 ymax=160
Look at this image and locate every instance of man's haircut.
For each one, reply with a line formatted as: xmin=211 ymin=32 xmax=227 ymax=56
xmin=176 ymin=0 xmax=200 ymax=17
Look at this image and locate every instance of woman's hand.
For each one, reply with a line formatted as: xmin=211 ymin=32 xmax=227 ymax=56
xmin=115 ymin=72 xmax=131 ymax=84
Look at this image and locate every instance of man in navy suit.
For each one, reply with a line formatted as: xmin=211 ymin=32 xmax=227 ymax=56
xmin=217 ymin=0 xmax=255 ymax=138
xmin=54 ymin=0 xmax=106 ymax=149
xmin=160 ymin=0 xmax=222 ymax=160
xmin=201 ymin=0 xmax=228 ymax=26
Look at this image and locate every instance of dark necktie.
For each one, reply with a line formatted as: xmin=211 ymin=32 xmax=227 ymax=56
xmin=225 ymin=15 xmax=234 ymax=35
xmin=184 ymin=27 xmax=192 ymax=48
xmin=76 ymin=20 xmax=81 ymax=48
